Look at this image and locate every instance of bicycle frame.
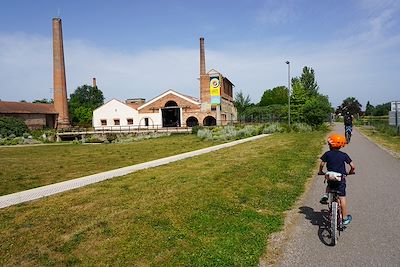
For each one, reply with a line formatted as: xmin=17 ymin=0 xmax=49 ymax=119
xmin=345 ymin=126 xmax=352 ymax=143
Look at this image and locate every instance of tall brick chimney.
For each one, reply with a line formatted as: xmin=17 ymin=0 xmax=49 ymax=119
xmin=52 ymin=17 xmax=70 ymax=128
xmin=92 ymin=77 xmax=97 ymax=88
xmin=200 ymin=37 xmax=210 ymax=105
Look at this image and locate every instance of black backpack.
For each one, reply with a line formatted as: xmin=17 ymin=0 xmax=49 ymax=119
xmin=344 ymin=115 xmax=352 ymax=125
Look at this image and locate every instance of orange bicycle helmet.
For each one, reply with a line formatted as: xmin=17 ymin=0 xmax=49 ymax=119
xmin=327 ymin=134 xmax=347 ymax=148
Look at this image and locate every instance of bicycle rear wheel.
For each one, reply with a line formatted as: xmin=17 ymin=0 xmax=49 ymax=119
xmin=345 ymin=131 xmax=351 ymax=143
xmin=331 ymin=202 xmax=338 ymax=245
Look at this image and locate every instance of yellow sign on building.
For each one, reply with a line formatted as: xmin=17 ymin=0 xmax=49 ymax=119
xmin=209 ymin=76 xmax=221 ymax=97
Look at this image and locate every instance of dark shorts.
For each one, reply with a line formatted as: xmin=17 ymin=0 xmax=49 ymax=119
xmin=327 ymin=181 xmax=346 ymax=197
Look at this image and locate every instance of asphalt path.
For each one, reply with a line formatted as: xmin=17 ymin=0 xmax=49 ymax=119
xmin=276 ymin=124 xmax=400 ymax=266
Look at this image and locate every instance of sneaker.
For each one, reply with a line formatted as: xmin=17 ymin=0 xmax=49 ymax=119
xmin=343 ymin=215 xmax=352 ymax=225
xmin=320 ymin=194 xmax=328 ymax=204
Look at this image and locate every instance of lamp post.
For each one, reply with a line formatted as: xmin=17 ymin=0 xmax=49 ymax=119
xmin=285 ymin=61 xmax=291 ymax=127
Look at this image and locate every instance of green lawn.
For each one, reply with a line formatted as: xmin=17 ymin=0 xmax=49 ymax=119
xmin=0 ymin=134 xmax=222 ymax=196
xmin=0 ymin=131 xmax=326 ymax=266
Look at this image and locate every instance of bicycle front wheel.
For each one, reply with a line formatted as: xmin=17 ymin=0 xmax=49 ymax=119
xmin=331 ymin=202 xmax=338 ymax=246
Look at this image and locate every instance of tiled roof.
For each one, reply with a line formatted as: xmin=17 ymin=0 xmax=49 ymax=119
xmin=0 ymin=101 xmax=57 ymax=114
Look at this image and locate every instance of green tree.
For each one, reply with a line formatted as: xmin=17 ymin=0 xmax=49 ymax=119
xmin=339 ymin=97 xmax=362 ymax=115
xmin=33 ymin=98 xmax=54 ymax=104
xmin=364 ymin=101 xmax=374 ymax=116
xmin=372 ymin=102 xmax=390 ymax=116
xmin=234 ymin=90 xmax=252 ymax=116
xmin=300 ymin=66 xmax=319 ymax=96
xmin=302 ymin=95 xmax=332 ymax=126
xmin=69 ymin=84 xmax=104 ymax=126
xmin=290 ymin=78 xmax=307 ymax=122
xmin=259 ymin=86 xmax=288 ymax=106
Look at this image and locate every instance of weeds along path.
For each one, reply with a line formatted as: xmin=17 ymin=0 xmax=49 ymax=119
xmin=0 ymin=134 xmax=269 ymax=209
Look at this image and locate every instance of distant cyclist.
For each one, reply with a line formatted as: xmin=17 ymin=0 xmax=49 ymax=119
xmin=318 ymin=134 xmax=355 ymax=226
xmin=344 ymin=111 xmax=353 ymax=143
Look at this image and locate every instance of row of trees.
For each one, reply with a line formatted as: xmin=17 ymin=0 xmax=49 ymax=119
xmin=234 ymin=66 xmax=332 ymax=126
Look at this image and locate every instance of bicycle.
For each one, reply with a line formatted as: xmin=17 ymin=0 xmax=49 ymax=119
xmin=345 ymin=125 xmax=352 ymax=144
xmin=319 ymin=172 xmax=353 ymax=246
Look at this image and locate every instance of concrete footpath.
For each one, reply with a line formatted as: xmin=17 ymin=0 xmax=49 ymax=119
xmin=0 ymin=134 xmax=269 ymax=209
xmin=275 ymin=125 xmax=400 ymax=266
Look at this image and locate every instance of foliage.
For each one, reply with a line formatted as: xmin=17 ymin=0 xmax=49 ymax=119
xmin=299 ymin=66 xmax=319 ymax=96
xmin=32 ymin=98 xmax=53 ymax=104
xmin=254 ymin=65 xmax=332 ymax=127
xmin=262 ymin=123 xmax=285 ymax=134
xmin=233 ymin=90 xmax=252 ymax=116
xmin=69 ymin=84 xmax=105 ymax=126
xmin=197 ymin=128 xmax=213 ymax=140
xmin=191 ymin=125 xmax=204 ymax=135
xmin=241 ymin=105 xmax=288 ymax=122
xmin=259 ymin=86 xmax=288 ymax=106
xmin=372 ymin=102 xmax=391 ymax=116
xmin=337 ymin=97 xmax=362 ymax=115
xmin=365 ymin=101 xmax=374 ymax=116
xmin=302 ymin=95 xmax=333 ymax=126
xmin=290 ymin=79 xmax=308 ymax=122
xmin=197 ymin=125 xmax=263 ymax=141
xmin=0 ymin=117 xmax=28 ymax=137
xmin=291 ymin=123 xmax=313 ymax=133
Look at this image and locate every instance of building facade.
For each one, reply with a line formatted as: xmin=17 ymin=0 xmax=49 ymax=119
xmin=92 ymin=37 xmax=237 ymax=130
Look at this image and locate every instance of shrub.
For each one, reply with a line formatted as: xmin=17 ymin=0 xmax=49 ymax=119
xmin=191 ymin=125 xmax=203 ymax=135
xmin=237 ymin=125 xmax=258 ymax=138
xmin=0 ymin=117 xmax=29 ymax=137
xmin=302 ymin=96 xmax=332 ymax=126
xmin=215 ymin=125 xmax=237 ymax=140
xmin=291 ymin=123 xmax=312 ymax=133
xmin=197 ymin=128 xmax=213 ymax=140
xmin=262 ymin=123 xmax=285 ymax=134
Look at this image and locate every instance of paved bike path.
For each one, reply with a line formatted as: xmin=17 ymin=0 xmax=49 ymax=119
xmin=276 ymin=124 xmax=400 ymax=266
xmin=0 ymin=134 xmax=268 ymax=209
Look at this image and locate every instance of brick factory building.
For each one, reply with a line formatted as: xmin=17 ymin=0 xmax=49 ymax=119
xmin=93 ymin=37 xmax=237 ymax=129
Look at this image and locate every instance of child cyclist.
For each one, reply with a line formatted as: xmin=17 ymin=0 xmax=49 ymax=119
xmin=318 ymin=133 xmax=355 ymax=226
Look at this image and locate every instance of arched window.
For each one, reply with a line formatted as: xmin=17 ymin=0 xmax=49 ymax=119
xmin=203 ymin=116 xmax=216 ymax=126
xmin=186 ymin=116 xmax=199 ymax=127
xmin=165 ymin=101 xmax=178 ymax=107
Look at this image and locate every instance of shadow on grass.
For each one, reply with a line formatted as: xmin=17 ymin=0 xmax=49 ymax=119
xmin=298 ymin=206 xmax=333 ymax=246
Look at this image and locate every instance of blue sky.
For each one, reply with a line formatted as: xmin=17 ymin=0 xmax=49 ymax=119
xmin=0 ymin=0 xmax=399 ymax=108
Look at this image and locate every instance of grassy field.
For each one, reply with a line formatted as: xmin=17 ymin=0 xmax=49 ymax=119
xmin=357 ymin=126 xmax=400 ymax=157
xmin=0 ymin=134 xmax=222 ymax=196
xmin=0 ymin=131 xmax=326 ymax=266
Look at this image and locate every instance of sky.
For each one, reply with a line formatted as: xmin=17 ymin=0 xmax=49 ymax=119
xmin=0 ymin=0 xmax=399 ymax=109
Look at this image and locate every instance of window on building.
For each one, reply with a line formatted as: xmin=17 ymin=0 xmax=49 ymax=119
xmin=211 ymin=106 xmax=217 ymax=111
xmin=100 ymin=119 xmax=107 ymax=126
xmin=144 ymin=118 xmax=149 ymax=126
xmin=114 ymin=119 xmax=120 ymax=125
xmin=127 ymin=118 xmax=133 ymax=125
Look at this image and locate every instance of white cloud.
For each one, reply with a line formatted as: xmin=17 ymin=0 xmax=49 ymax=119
xmin=1 ymin=12 xmax=399 ymax=110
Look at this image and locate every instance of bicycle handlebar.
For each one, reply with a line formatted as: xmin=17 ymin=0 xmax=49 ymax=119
xmin=317 ymin=171 xmax=355 ymax=176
